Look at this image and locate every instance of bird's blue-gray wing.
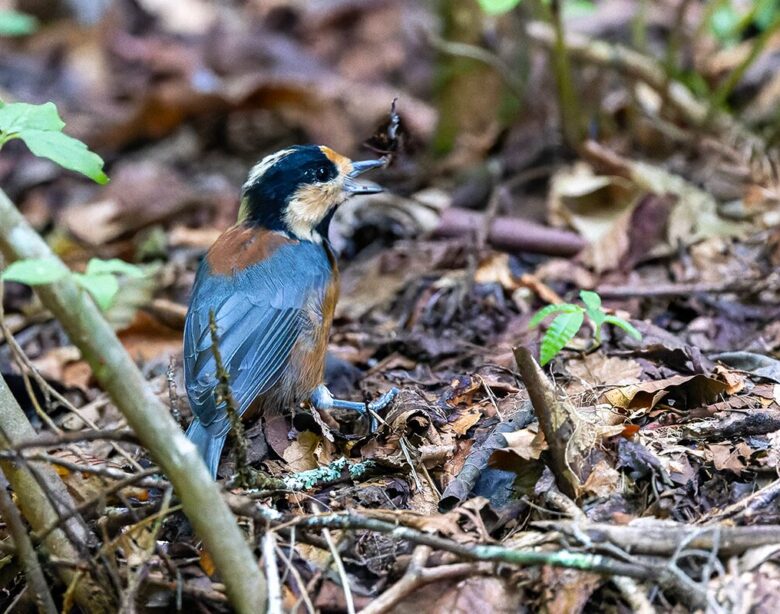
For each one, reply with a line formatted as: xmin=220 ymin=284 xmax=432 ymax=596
xmin=183 ymin=243 xmax=331 ymax=439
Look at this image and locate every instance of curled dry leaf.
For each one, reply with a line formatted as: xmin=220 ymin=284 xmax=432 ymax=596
xmin=496 ymin=423 xmax=548 ymax=461
xmin=602 ymin=374 xmax=729 ymax=413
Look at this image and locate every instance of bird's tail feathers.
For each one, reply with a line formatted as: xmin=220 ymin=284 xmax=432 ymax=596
xmin=185 ymin=419 xmax=226 ymax=479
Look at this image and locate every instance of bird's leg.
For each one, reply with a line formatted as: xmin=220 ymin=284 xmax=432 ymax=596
xmin=309 ymin=385 xmax=399 ymax=432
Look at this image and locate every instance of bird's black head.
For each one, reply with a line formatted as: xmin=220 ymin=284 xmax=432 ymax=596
xmin=238 ymin=145 xmax=384 ymax=243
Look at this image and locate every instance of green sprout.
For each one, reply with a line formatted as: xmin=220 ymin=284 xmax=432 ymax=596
xmin=529 ymin=290 xmax=641 ymax=366
xmin=2 ymin=258 xmax=144 ymax=311
xmin=0 ymin=100 xmax=108 ymax=184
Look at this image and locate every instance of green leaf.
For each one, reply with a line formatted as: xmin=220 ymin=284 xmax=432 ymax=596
xmin=1 ymin=258 xmax=68 ymax=285
xmin=74 ymin=273 xmax=119 ymax=311
xmin=603 ymin=315 xmax=642 ymax=340
xmin=476 ymin=0 xmax=522 ymax=16
xmin=579 ymin=290 xmax=601 ymax=312
xmin=86 ymin=258 xmax=144 ymax=278
xmin=540 ymin=310 xmax=584 ymax=366
xmin=754 ymin=0 xmax=780 ymax=30
xmin=710 ymin=4 xmax=740 ymax=42
xmin=0 ymin=102 xmax=64 ymax=136
xmin=579 ymin=290 xmax=605 ymax=329
xmin=0 ymin=9 xmax=38 ymax=36
xmin=528 ymin=303 xmax=581 ymax=328
xmin=0 ymin=102 xmax=108 ymax=184
xmin=563 ymin=0 xmax=596 ymax=18
xmin=19 ymin=130 xmax=108 ymax=184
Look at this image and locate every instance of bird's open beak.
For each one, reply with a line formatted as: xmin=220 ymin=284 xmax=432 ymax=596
xmin=344 ymin=159 xmax=385 ymax=195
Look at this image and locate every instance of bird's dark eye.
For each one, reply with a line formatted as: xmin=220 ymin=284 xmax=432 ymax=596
xmin=315 ymin=166 xmax=330 ymax=182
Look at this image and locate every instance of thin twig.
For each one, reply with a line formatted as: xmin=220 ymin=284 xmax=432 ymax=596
xmin=263 ymin=532 xmax=283 ymax=614
xmin=275 ymin=543 xmax=316 ymax=614
xmin=0 ymin=485 xmax=57 ymax=614
xmin=208 ymin=310 xmax=249 ymax=487
xmin=323 ymin=526 xmax=355 ymax=614
xmin=120 ymin=487 xmax=174 ymax=613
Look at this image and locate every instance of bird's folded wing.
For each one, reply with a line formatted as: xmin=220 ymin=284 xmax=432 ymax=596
xmin=184 ymin=248 xmax=330 ymax=438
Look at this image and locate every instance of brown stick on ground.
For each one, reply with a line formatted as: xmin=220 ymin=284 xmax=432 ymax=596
xmin=434 ymin=207 xmax=586 ymax=256
xmin=533 ymin=520 xmax=780 ymax=558
xmin=512 ymin=346 xmax=580 ymax=499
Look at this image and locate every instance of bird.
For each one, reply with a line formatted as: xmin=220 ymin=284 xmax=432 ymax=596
xmin=183 ymin=145 xmax=398 ymax=478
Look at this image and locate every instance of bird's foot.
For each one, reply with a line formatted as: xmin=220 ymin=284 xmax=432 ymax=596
xmin=309 ymin=385 xmax=399 ymax=432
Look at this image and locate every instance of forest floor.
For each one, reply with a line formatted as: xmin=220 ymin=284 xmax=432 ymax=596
xmin=2 ymin=0 xmax=780 ymax=612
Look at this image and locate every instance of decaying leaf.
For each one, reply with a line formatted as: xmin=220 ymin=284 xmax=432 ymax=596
xmin=603 ymin=374 xmax=729 ymax=413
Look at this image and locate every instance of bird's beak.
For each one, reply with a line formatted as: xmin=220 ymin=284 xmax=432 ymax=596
xmin=344 ymin=159 xmax=385 ymax=195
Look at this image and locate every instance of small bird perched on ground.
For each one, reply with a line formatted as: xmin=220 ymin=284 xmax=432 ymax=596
xmin=184 ymin=145 xmax=398 ymax=477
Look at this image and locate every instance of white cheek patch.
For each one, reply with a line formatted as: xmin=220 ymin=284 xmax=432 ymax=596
xmin=284 ymin=180 xmax=344 ymax=242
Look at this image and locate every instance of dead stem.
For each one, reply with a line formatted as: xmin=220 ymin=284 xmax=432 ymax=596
xmin=208 ymin=309 xmax=250 ymax=487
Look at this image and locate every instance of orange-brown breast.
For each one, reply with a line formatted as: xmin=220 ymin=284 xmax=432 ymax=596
xmin=206 ymin=225 xmax=297 ymax=276
xmin=282 ymin=244 xmax=340 ymax=398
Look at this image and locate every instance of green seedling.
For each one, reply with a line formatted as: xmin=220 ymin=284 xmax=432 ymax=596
xmin=0 ymin=9 xmax=37 ymax=36
xmin=529 ymin=290 xmax=641 ymax=366
xmin=2 ymin=258 xmax=144 ymax=311
xmin=0 ymin=100 xmax=108 ymax=184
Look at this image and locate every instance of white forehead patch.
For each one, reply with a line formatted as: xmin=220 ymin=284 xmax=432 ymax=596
xmin=243 ymin=148 xmax=296 ymax=190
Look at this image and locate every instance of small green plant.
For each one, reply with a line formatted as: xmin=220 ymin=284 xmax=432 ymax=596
xmin=0 ymin=9 xmax=37 ymax=36
xmin=709 ymin=0 xmax=780 ymax=45
xmin=476 ymin=0 xmax=594 ymax=17
xmin=2 ymin=258 xmax=144 ymax=311
xmin=529 ymin=290 xmax=641 ymax=366
xmin=0 ymin=99 xmax=118 ymax=308
xmin=0 ymin=101 xmax=108 ymax=184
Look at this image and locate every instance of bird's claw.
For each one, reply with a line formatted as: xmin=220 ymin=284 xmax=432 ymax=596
xmin=309 ymin=384 xmax=399 ymax=433
xmin=367 ymin=387 xmax=399 ymax=413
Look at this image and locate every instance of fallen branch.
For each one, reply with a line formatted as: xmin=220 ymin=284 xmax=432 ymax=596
xmin=705 ymin=479 xmax=780 ymax=524
xmin=0 ymin=189 xmax=266 ymax=614
xmin=228 ymin=503 xmax=702 ymax=605
xmin=533 ymin=520 xmax=780 ymax=557
xmin=439 ymin=401 xmax=534 ymax=511
xmin=359 ymin=546 xmax=491 ymax=614
xmin=434 ymin=207 xmax=586 ymax=256
xmin=512 ymin=346 xmax=580 ymax=498
xmin=597 ymin=279 xmax=768 ymax=299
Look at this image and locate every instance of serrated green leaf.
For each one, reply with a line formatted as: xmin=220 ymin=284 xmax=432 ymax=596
xmin=86 ymin=258 xmax=144 ymax=278
xmin=528 ymin=303 xmax=581 ymax=328
xmin=0 ymin=102 xmax=64 ymax=135
xmin=0 ymin=102 xmax=108 ymax=184
xmin=476 ymin=0 xmax=522 ymax=16
xmin=604 ymin=315 xmax=642 ymax=340
xmin=1 ymin=258 xmax=68 ymax=285
xmin=19 ymin=129 xmax=108 ymax=184
xmin=0 ymin=10 xmax=38 ymax=36
xmin=74 ymin=273 xmax=119 ymax=311
xmin=540 ymin=310 xmax=584 ymax=366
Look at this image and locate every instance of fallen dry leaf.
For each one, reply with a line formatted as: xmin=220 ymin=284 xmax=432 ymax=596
xmin=581 ymin=459 xmax=622 ymax=497
xmin=603 ymin=374 xmax=729 ymax=413
xmin=498 ymin=424 xmax=548 ymax=461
